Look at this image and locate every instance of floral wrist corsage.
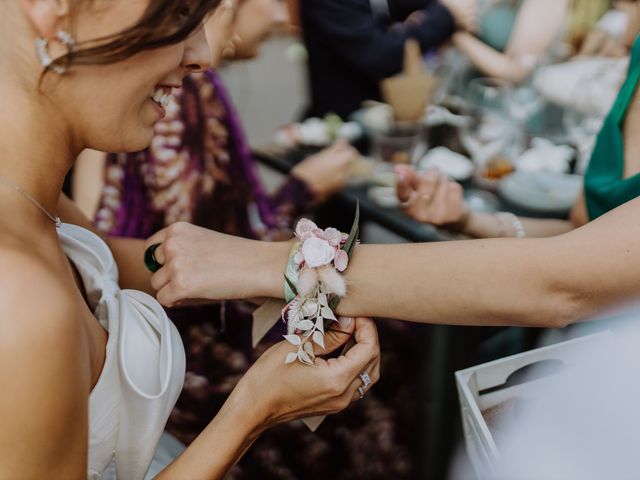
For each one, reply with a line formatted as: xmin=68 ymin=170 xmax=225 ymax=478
xmin=283 ymin=204 xmax=360 ymax=365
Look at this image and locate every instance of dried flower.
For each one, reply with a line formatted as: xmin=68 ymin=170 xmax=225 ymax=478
xmin=318 ymin=266 xmax=347 ymax=297
xmin=301 ymin=237 xmax=336 ymax=268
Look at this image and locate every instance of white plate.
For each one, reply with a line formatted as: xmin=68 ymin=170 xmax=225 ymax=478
xmin=499 ymin=172 xmax=582 ymax=214
xmin=418 ymin=147 xmax=474 ymax=181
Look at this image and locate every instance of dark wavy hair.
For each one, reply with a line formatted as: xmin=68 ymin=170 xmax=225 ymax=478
xmin=50 ymin=0 xmax=221 ymax=71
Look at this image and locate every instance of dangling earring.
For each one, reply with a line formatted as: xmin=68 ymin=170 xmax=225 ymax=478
xmin=35 ymin=30 xmax=76 ymax=75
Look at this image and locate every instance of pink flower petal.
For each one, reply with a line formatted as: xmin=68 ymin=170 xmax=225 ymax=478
xmin=334 ymin=249 xmax=349 ymax=272
xmin=324 ymin=227 xmax=343 ymax=247
xmin=295 ymin=218 xmax=318 ymax=238
xmin=299 ymin=231 xmax=315 ymax=242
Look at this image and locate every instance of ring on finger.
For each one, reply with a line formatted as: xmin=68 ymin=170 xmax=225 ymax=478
xmin=144 ymin=243 xmax=163 ymax=273
xmin=358 ymin=385 xmax=366 ymax=399
xmin=359 ymin=371 xmax=372 ymax=389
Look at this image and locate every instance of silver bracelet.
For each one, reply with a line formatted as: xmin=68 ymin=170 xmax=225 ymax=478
xmin=496 ymin=212 xmax=526 ymax=238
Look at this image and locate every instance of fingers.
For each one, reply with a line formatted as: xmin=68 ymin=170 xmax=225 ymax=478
xmin=317 ymin=316 xmax=355 ymax=355
xmin=145 ymin=228 xmax=169 ymax=253
xmin=417 ymin=168 xmax=440 ymax=197
xmin=349 ymin=356 xmax=381 ymax=402
xmin=339 ymin=317 xmax=379 ymax=377
xmin=395 ymin=165 xmax=419 ymax=203
xmin=428 ymin=172 xmax=449 ymax=221
xmin=150 ymin=266 xmax=171 ymax=293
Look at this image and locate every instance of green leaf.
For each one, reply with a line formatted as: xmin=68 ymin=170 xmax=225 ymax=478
xmin=342 ymin=201 xmax=360 ymax=259
xmin=284 ymin=274 xmax=298 ymax=303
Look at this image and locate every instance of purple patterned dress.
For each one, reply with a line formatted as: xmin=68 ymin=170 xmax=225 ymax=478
xmin=93 ymin=70 xmax=418 ymax=479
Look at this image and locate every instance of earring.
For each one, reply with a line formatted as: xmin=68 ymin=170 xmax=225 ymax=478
xmin=35 ymin=30 xmax=76 ymax=75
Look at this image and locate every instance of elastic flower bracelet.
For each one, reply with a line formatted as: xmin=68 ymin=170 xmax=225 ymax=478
xmin=282 ymin=204 xmax=360 ymax=365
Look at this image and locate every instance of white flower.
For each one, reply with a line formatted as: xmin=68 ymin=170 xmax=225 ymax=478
xmin=301 ymin=237 xmax=336 ymax=268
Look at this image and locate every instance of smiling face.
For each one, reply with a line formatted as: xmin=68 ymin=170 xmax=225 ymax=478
xmin=17 ymin=0 xmax=214 ymax=153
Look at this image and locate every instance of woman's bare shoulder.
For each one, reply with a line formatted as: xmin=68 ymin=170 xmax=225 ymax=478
xmin=0 ymin=246 xmax=76 ymax=330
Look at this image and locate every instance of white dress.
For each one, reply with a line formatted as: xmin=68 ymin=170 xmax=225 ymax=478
xmin=58 ymin=224 xmax=186 ymax=480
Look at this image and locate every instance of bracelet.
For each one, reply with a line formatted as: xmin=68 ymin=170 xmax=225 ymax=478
xmin=282 ymin=205 xmax=360 ymax=366
xmin=496 ymin=212 xmax=526 ymax=238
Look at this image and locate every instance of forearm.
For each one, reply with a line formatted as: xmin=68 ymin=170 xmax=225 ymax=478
xmin=453 ymin=32 xmax=529 ymax=83
xmin=336 ymin=204 xmax=640 ymax=328
xmin=107 ymin=236 xmax=154 ymax=294
xmin=156 ymin=383 xmax=265 ymax=479
xmin=336 ymin=239 xmax=576 ymax=327
xmin=459 ymin=211 xmax=575 ymax=238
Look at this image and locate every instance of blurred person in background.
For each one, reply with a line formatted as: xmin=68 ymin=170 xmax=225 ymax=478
xmin=395 ymin=32 xmax=640 ymax=240
xmin=300 ymin=0 xmax=478 ymax=119
xmin=71 ymin=1 xmax=420 ymax=478
xmin=452 ymin=0 xmax=571 ymax=83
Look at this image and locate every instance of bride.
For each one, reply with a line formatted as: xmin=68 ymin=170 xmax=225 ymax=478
xmin=0 ymin=1 xmax=380 ymax=478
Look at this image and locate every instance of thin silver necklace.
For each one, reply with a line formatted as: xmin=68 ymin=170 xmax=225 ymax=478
xmin=0 ymin=175 xmax=61 ymax=228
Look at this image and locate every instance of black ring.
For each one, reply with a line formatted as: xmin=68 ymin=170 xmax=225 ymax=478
xmin=144 ymin=243 xmax=163 ymax=273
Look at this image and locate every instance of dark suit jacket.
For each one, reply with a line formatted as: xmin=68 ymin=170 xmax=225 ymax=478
xmin=301 ymin=0 xmax=455 ymax=118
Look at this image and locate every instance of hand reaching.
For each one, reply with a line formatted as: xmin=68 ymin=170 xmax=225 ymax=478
xmin=291 ymin=140 xmax=360 ymax=201
xmin=241 ymin=317 xmax=381 ymax=427
xmin=145 ymin=222 xmax=289 ymax=306
xmin=396 ymin=165 xmax=470 ymax=228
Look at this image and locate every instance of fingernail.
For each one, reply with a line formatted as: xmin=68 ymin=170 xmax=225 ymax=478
xmin=338 ymin=316 xmax=354 ymax=329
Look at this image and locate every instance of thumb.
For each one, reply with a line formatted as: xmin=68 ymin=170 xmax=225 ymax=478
xmin=315 ymin=316 xmax=355 ymax=355
xmin=395 ymin=165 xmax=418 ymax=203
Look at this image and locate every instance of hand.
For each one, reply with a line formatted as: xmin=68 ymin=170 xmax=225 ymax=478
xmin=396 ymin=165 xmax=470 ymax=228
xmin=440 ymin=0 xmax=478 ymax=32
xmin=145 ymin=222 xmax=289 ymax=307
xmin=238 ymin=317 xmax=381 ymax=427
xmin=291 ymin=140 xmax=360 ymax=201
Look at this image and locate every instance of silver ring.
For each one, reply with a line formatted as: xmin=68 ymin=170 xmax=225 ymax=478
xmin=358 ymin=385 xmax=366 ymax=399
xmin=359 ymin=371 xmax=372 ymax=389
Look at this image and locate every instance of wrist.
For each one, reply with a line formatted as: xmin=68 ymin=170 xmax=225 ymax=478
xmin=254 ymin=240 xmax=294 ymax=299
xmin=290 ymin=170 xmax=323 ymax=201
xmin=452 ymin=31 xmax=468 ymax=45
xmin=223 ymin=376 xmax=270 ymax=437
xmin=449 ymin=206 xmax=473 ymax=234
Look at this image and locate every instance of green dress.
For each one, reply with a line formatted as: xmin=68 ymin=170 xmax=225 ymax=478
xmin=584 ymin=37 xmax=640 ymax=220
xmin=479 ymin=0 xmax=523 ymax=52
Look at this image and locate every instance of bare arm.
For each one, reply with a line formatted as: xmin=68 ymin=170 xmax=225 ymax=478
xmin=0 ymin=255 xmax=89 ymax=478
xmin=147 ymin=195 xmax=640 ymax=330
xmin=157 ymin=318 xmax=380 ymax=479
xmin=459 ymin=190 xmax=589 ymax=238
xmin=454 ymin=0 xmax=569 ymax=83
xmin=338 ymin=196 xmax=640 ymax=327
xmin=395 ymin=167 xmax=586 ymax=239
